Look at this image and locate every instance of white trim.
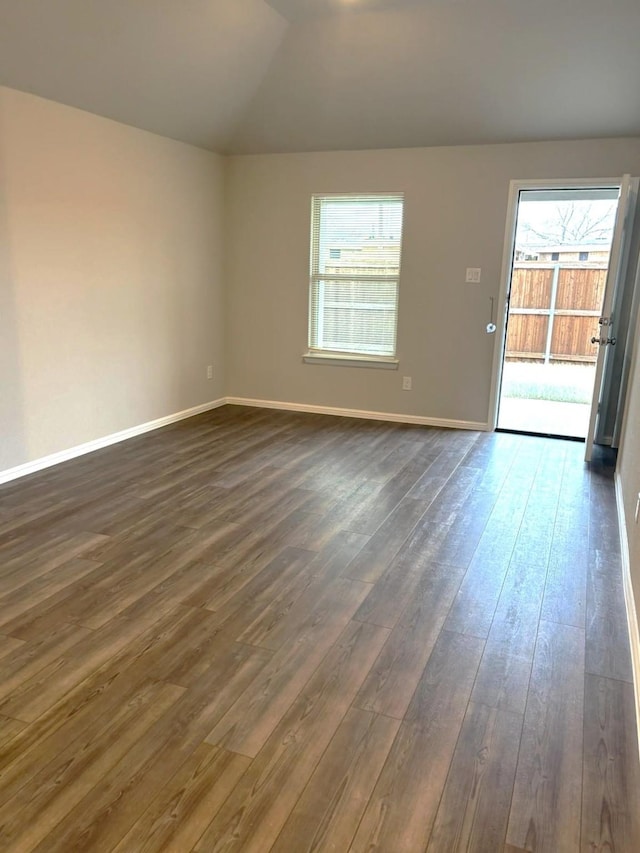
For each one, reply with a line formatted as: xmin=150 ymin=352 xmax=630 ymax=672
xmin=488 ymin=177 xmax=623 ymax=432
xmin=225 ymin=397 xmax=488 ymax=431
xmin=488 ymin=179 xmax=521 ymax=431
xmin=614 ymin=472 xmax=640 ymax=757
xmin=0 ymin=398 xmax=226 ymax=486
xmin=302 ymin=352 xmax=399 ymax=369
xmin=0 ymin=395 xmax=489 ymax=487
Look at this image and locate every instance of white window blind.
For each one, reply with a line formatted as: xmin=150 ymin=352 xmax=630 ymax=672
xmin=309 ymin=194 xmax=404 ymax=358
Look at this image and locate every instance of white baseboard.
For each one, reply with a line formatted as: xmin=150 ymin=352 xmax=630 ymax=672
xmin=614 ymin=472 xmax=640 ymax=755
xmin=1 ymin=395 xmax=488 ymax=487
xmin=225 ymin=396 xmax=489 ymax=431
xmin=0 ymin=398 xmax=226 ymax=486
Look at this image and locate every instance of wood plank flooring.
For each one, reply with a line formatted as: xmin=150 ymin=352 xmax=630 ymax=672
xmin=0 ymin=405 xmax=639 ymax=852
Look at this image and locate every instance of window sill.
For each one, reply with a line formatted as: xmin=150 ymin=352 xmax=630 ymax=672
xmin=302 ymin=352 xmax=399 ymax=370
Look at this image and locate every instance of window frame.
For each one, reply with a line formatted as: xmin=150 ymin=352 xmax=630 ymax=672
xmin=305 ymin=192 xmax=403 ymax=368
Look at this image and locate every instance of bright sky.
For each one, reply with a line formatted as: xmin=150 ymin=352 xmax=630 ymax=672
xmin=516 ymin=198 xmax=618 ymax=248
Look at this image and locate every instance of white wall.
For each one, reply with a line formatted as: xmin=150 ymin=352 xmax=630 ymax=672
xmin=2 ymin=88 xmax=640 ymax=644
xmin=3 ymin=92 xmax=640 ymax=498
xmin=225 ymin=139 xmax=640 ymax=424
xmin=0 ymin=86 xmax=225 ymax=472
xmin=618 ymin=294 xmax=640 ymax=622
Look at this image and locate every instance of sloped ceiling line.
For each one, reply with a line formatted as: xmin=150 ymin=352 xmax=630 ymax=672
xmin=0 ymin=0 xmax=638 ymax=154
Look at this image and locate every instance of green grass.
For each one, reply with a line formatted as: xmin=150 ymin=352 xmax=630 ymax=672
xmin=501 ymin=362 xmax=595 ymax=404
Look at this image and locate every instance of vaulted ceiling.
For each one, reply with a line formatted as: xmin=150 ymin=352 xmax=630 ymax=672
xmin=0 ymin=0 xmax=639 ymax=154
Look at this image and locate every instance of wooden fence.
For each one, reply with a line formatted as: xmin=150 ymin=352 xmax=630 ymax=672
xmin=506 ymin=264 xmax=608 ymax=363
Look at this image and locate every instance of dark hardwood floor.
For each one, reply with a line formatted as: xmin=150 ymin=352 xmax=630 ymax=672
xmin=0 ymin=405 xmax=638 ymax=852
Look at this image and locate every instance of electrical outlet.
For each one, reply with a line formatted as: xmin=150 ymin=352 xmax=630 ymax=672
xmin=465 ymin=267 xmax=482 ymax=283
xmin=206 ymin=365 xmax=213 ymax=380
xmin=402 ymin=376 xmax=412 ymax=391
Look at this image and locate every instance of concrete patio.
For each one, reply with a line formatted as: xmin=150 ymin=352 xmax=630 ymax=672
xmin=497 ymin=362 xmax=595 ymax=438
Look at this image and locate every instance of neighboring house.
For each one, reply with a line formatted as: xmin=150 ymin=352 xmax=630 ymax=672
xmin=515 ymin=242 xmax=611 ymax=264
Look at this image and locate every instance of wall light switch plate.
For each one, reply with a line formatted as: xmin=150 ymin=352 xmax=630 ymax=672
xmin=466 ymin=267 xmax=481 ymax=283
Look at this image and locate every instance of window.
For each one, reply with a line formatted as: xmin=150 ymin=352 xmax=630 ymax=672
xmin=579 ymin=251 xmax=589 ymax=261
xmin=551 ymin=251 xmax=560 ymax=261
xmin=308 ymin=194 xmax=404 ymax=360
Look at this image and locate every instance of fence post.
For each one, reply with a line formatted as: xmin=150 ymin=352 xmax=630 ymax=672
xmin=544 ymin=263 xmax=560 ymax=364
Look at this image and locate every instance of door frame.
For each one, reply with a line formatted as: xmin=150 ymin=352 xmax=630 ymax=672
xmin=488 ymin=177 xmax=622 ymax=433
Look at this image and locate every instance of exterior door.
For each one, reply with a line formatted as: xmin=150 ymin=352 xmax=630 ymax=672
xmin=585 ymin=175 xmax=638 ymax=461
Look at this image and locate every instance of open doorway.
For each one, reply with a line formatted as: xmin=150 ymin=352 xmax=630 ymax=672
xmin=496 ymin=186 xmax=619 ymax=439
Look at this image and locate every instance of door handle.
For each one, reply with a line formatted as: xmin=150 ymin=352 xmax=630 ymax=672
xmin=591 ymin=336 xmax=617 ymax=345
xmin=486 ymin=297 xmax=496 ymax=333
